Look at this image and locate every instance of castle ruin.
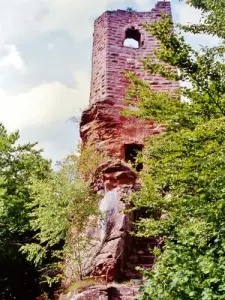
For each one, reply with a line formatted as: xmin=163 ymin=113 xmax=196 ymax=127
xmin=77 ymin=1 xmax=179 ymax=298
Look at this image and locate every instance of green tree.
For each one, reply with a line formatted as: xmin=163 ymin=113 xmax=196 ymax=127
xmin=125 ymin=1 xmax=225 ymax=298
xmin=22 ymin=143 xmax=108 ymax=285
xmin=0 ymin=124 xmax=51 ymax=299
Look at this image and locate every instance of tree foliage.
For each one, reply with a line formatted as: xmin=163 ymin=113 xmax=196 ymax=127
xmin=22 ymin=143 xmax=108 ymax=285
xmin=0 ymin=124 xmax=51 ymax=299
xmin=126 ymin=0 xmax=225 ymax=298
xmin=0 ymin=125 xmax=107 ymax=297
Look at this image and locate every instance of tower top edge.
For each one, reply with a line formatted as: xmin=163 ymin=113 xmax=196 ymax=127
xmin=94 ymin=1 xmax=171 ymax=23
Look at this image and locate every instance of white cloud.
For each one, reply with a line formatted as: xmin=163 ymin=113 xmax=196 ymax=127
xmin=173 ymin=2 xmax=221 ymax=48
xmin=173 ymin=1 xmax=202 ymax=25
xmin=0 ymin=0 xmax=158 ymax=45
xmin=47 ymin=43 xmax=55 ymax=50
xmin=19 ymin=120 xmax=80 ymax=165
xmin=0 ymin=70 xmax=90 ymax=131
xmin=38 ymin=0 xmax=154 ymax=41
xmin=133 ymin=0 xmax=155 ymax=10
xmin=0 ymin=0 xmax=121 ymax=44
xmin=0 ymin=45 xmax=26 ymax=73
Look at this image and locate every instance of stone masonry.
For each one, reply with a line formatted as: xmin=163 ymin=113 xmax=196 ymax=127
xmin=81 ymin=1 xmax=179 ymax=160
xmin=90 ymin=1 xmax=178 ymax=106
xmin=77 ymin=2 xmax=179 ymax=299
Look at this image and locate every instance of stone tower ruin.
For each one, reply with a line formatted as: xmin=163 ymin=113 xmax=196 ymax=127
xmin=81 ymin=1 xmax=178 ymax=162
xmin=90 ymin=1 xmax=176 ymax=106
xmin=79 ymin=1 xmax=179 ymax=296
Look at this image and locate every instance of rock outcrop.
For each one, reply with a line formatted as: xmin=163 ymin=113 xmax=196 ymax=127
xmin=81 ymin=160 xmax=136 ymax=282
xmin=61 ymin=281 xmax=142 ymax=300
xmin=80 ymin=100 xmax=165 ymax=160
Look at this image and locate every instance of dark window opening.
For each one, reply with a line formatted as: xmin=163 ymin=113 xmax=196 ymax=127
xmin=123 ymin=27 xmax=141 ymax=48
xmin=124 ymin=144 xmax=143 ymax=171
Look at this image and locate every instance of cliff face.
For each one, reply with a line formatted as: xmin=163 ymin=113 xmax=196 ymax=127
xmin=74 ymin=160 xmax=137 ymax=281
xmin=72 ymin=2 xmax=179 ymax=298
xmin=80 ymin=100 xmax=165 ymax=160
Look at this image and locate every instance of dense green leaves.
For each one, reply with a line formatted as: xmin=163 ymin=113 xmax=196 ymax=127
xmin=0 ymin=124 xmax=51 ymax=299
xmin=0 ymin=123 xmax=107 ymax=297
xmin=127 ymin=0 xmax=225 ymax=298
xmin=22 ymin=157 xmax=99 ymax=266
xmin=0 ymin=125 xmax=50 ymax=240
xmin=22 ymin=143 xmax=107 ymax=284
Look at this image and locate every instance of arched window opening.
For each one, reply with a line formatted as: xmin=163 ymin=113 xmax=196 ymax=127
xmin=123 ymin=27 xmax=141 ymax=49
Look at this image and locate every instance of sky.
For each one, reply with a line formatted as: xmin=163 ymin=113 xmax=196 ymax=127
xmin=0 ymin=0 xmax=217 ymax=165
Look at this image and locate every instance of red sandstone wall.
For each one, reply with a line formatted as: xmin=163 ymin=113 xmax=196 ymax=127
xmin=81 ymin=1 xmax=179 ymax=160
xmin=89 ymin=12 xmax=108 ymax=104
xmin=89 ymin=1 xmax=179 ymax=106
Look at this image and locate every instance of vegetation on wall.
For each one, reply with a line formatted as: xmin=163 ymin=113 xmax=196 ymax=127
xmin=126 ymin=7 xmax=137 ymax=12
xmin=124 ymin=0 xmax=225 ymax=298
